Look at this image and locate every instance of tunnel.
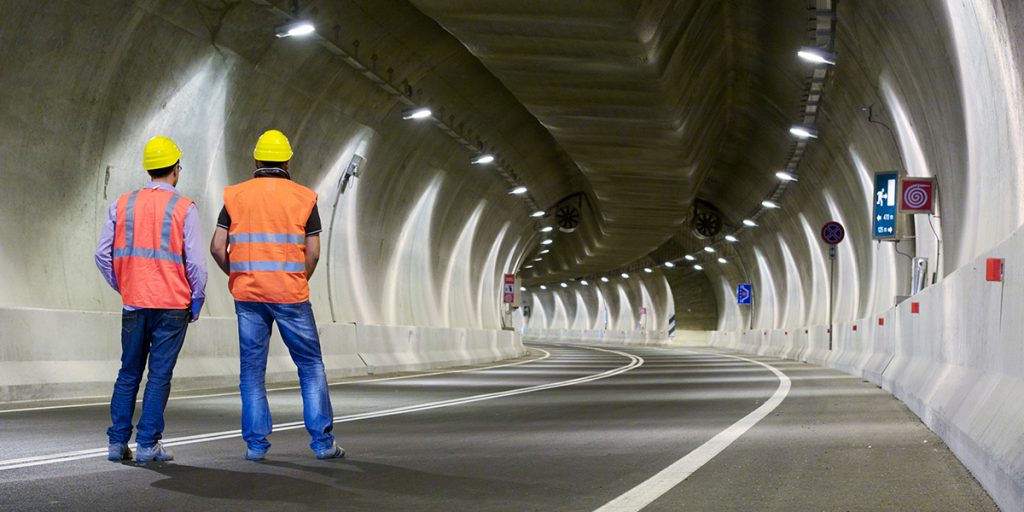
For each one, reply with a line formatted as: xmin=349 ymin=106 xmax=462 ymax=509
xmin=0 ymin=0 xmax=1021 ymax=510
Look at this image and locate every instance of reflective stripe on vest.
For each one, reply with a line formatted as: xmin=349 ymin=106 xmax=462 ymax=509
xmin=228 ymin=232 xmax=305 ymax=245
xmin=229 ymin=261 xmax=305 ymax=272
xmin=113 ymin=188 xmax=193 ymax=309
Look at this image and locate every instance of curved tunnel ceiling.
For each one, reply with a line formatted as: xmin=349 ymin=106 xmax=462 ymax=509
xmin=412 ymin=0 xmax=814 ymax=282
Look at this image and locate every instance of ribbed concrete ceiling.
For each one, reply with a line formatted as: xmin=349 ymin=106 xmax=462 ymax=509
xmin=412 ymin=0 xmax=811 ymax=281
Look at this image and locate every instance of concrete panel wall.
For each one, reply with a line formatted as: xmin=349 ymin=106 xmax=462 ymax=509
xmin=523 ymin=272 xmax=674 ymax=334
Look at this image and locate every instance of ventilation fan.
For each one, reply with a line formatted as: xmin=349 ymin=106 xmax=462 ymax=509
xmin=691 ymin=205 xmax=722 ymax=239
xmin=556 ymin=204 xmax=581 ymax=233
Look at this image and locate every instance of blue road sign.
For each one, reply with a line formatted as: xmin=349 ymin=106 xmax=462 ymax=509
xmin=737 ymin=284 xmax=752 ymax=305
xmin=873 ymin=172 xmax=899 ymax=240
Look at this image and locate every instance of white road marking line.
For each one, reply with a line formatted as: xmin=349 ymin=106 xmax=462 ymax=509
xmin=0 ymin=348 xmax=552 ymax=414
xmin=594 ymin=350 xmax=791 ymax=512
xmin=0 ymin=346 xmax=641 ymax=472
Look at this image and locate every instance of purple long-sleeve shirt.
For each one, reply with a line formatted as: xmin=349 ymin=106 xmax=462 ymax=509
xmin=94 ymin=182 xmax=207 ymax=310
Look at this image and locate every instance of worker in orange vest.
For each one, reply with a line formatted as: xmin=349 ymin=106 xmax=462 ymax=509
xmin=210 ymin=129 xmax=343 ymax=461
xmin=95 ymin=136 xmax=207 ymax=463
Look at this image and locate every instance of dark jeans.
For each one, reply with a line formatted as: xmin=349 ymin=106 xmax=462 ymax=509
xmin=107 ymin=308 xmax=190 ymax=448
xmin=235 ymin=301 xmax=335 ymax=454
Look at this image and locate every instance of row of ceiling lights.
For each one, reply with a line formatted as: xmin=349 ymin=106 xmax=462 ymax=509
xmin=524 ymin=45 xmax=837 ymax=288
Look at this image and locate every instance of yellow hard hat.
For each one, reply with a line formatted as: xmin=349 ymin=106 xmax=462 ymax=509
xmin=253 ymin=129 xmax=294 ymax=162
xmin=143 ymin=136 xmax=182 ymax=171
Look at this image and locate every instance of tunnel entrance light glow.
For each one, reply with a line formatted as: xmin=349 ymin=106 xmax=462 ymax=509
xmin=401 ymin=107 xmax=432 ymax=120
xmin=275 ymin=21 xmax=316 ymax=38
xmin=789 ymin=126 xmax=818 ymax=139
xmin=601 ymin=277 xmax=609 ymax=283
xmin=684 ymin=255 xmax=696 ymax=261
xmin=694 ymin=265 xmax=704 ymax=270
xmin=644 ymin=268 xmax=652 ymax=273
xmin=776 ymin=171 xmax=798 ymax=181
xmin=509 ymin=186 xmax=528 ymax=195
xmin=717 ymin=257 xmax=727 ymax=264
xmin=797 ymin=46 xmax=836 ymax=65
xmin=725 ymin=235 xmax=738 ymax=242
xmin=471 ymin=154 xmax=495 ymax=165
xmin=742 ymin=219 xmax=757 ymax=227
xmin=703 ymin=246 xmax=715 ymax=253
xmin=540 ymin=226 xmax=553 ymax=233
xmin=541 ymin=239 xmax=553 ymax=245
xmin=762 ymin=200 xmax=780 ymax=209
xmin=531 ymin=210 xmax=545 ymax=218
xmin=664 ymin=261 xmax=675 ymax=268
xmin=621 ymin=273 xmax=629 ymax=279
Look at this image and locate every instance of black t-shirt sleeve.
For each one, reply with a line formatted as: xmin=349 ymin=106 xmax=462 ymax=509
xmin=305 ymin=204 xmax=322 ymax=236
xmin=217 ymin=206 xmax=230 ymax=230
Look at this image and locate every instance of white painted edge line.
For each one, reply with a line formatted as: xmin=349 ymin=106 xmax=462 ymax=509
xmin=0 ymin=348 xmax=551 ymax=415
xmin=0 ymin=346 xmax=642 ymax=472
xmin=594 ymin=349 xmax=791 ymax=512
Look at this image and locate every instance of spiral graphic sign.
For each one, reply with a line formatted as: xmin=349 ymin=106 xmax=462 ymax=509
xmin=898 ymin=178 xmax=935 ymax=214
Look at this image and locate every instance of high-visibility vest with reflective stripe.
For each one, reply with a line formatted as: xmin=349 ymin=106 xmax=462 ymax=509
xmin=223 ymin=178 xmax=316 ymax=303
xmin=113 ymin=188 xmax=194 ymax=309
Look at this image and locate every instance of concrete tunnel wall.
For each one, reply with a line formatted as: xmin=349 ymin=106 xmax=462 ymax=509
xmin=0 ymin=1 xmax=585 ymax=400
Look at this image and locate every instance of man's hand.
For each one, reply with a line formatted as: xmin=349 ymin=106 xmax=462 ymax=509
xmin=305 ymin=235 xmax=320 ymax=280
xmin=190 ymin=297 xmax=205 ymax=323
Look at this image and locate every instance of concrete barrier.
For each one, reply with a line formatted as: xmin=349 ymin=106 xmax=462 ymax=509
xmin=0 ymin=307 xmax=525 ymax=403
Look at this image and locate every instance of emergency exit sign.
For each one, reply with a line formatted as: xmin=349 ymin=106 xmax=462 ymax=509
xmin=873 ymin=171 xmax=899 ymax=240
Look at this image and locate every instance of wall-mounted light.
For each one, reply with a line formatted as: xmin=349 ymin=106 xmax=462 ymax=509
xmin=531 ymin=210 xmax=545 ymax=218
xmin=725 ymin=235 xmax=738 ymax=242
xmin=621 ymin=273 xmax=629 ymax=279
xmin=797 ymin=46 xmax=836 ymax=65
xmin=401 ymin=106 xmax=432 ymax=120
xmin=789 ymin=125 xmax=818 ymax=139
xmin=509 ymin=186 xmax=528 ymax=195
xmin=541 ymin=239 xmax=553 ymax=245
xmin=718 ymin=257 xmax=728 ymax=264
xmin=704 ymin=246 xmax=716 ymax=253
xmin=560 ymin=283 xmax=568 ymax=288
xmin=524 ymin=265 xmax=534 ymax=269
xmin=275 ymin=21 xmax=316 ymax=38
xmin=664 ymin=261 xmax=675 ymax=268
xmin=471 ymin=154 xmax=495 ymax=165
xmin=762 ymin=200 xmax=780 ymax=209
xmin=581 ymin=280 xmax=589 ymax=286
xmin=776 ymin=171 xmax=798 ymax=182
xmin=540 ymin=285 xmax=547 ymax=290
xmin=520 ymin=287 xmax=527 ymax=291
xmin=742 ymin=219 xmax=757 ymax=227
xmin=694 ymin=264 xmax=704 ymax=271
xmin=684 ymin=255 xmax=696 ymax=261
xmin=533 ymin=258 xmax=543 ymax=262
xmin=601 ymin=277 xmax=609 ymax=283
xmin=540 ymin=249 xmax=550 ymax=254
xmin=540 ymin=226 xmax=554 ymax=233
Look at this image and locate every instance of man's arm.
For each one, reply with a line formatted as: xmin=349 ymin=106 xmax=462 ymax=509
xmin=182 ymin=204 xmax=208 ymax=321
xmin=210 ymin=227 xmax=230 ymax=276
xmin=305 ymin=235 xmax=320 ymax=280
xmin=94 ymin=202 xmax=120 ymax=292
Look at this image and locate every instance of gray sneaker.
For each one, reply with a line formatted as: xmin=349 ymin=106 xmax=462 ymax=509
xmin=135 ymin=442 xmax=174 ymax=463
xmin=315 ymin=443 xmax=345 ymax=460
xmin=107 ymin=443 xmax=132 ymax=462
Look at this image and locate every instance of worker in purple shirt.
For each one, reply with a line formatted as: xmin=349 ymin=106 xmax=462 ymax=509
xmin=94 ymin=136 xmax=207 ymax=463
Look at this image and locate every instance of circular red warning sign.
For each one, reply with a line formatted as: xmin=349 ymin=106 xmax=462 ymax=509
xmin=820 ymin=221 xmax=845 ymax=245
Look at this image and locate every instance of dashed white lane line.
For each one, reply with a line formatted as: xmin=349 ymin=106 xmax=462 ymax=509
xmin=0 ymin=348 xmax=552 ymax=415
xmin=594 ymin=350 xmax=791 ymax=512
xmin=0 ymin=346 xmax=642 ymax=472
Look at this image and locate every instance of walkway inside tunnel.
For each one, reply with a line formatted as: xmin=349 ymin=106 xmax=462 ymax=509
xmin=0 ymin=343 xmax=995 ymax=511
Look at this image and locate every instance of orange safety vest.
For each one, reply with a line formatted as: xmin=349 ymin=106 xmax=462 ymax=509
xmin=113 ymin=187 xmax=195 ymax=309
xmin=223 ymin=178 xmax=317 ymax=303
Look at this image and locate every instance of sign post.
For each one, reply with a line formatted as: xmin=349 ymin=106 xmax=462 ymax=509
xmin=821 ymin=221 xmax=846 ymax=351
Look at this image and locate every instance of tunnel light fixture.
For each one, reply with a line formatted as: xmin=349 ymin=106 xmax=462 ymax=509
xmin=540 ymin=226 xmax=554 ymax=233
xmin=644 ymin=267 xmax=653 ymax=273
xmin=693 ymin=264 xmax=704 ymax=271
xmin=664 ymin=261 xmax=675 ymax=268
xmin=520 ymin=286 xmax=527 ymax=291
xmin=531 ymin=210 xmax=545 ymax=218
xmin=401 ymin=106 xmax=432 ymax=120
xmin=525 ymin=265 xmax=533 ymax=269
xmin=601 ymin=277 xmax=610 ymax=283
xmin=797 ymin=46 xmax=836 ymax=65
xmin=621 ymin=273 xmax=630 ymax=279
xmin=776 ymin=171 xmax=798 ymax=182
xmin=684 ymin=255 xmax=696 ymax=261
xmin=471 ymin=154 xmax=495 ymax=165
xmin=275 ymin=20 xmax=316 ymax=38
xmin=509 ymin=186 xmax=528 ymax=195
xmin=742 ymin=219 xmax=757 ymax=227
xmin=704 ymin=246 xmax=715 ymax=253
xmin=540 ymin=285 xmax=547 ymax=290
xmin=718 ymin=257 xmax=728 ymax=264
xmin=541 ymin=239 xmax=553 ymax=245
xmin=581 ymin=280 xmax=589 ymax=286
xmin=789 ymin=125 xmax=818 ymax=139
xmin=725 ymin=235 xmax=739 ymax=242
xmin=762 ymin=200 xmax=780 ymax=209
xmin=561 ymin=282 xmax=568 ymax=288
xmin=540 ymin=249 xmax=550 ymax=255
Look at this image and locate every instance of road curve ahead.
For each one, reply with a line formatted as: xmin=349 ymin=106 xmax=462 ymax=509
xmin=0 ymin=343 xmax=996 ymax=511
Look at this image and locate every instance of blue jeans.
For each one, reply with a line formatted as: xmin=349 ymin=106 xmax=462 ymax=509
xmin=235 ymin=301 xmax=335 ymax=453
xmin=108 ymin=308 xmax=190 ymax=448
